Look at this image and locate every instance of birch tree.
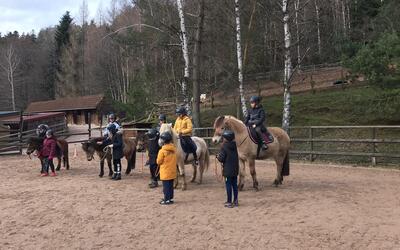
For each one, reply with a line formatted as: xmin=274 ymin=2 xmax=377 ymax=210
xmin=192 ymin=0 xmax=205 ymax=128
xmin=314 ymin=0 xmax=322 ymax=55
xmin=176 ymin=0 xmax=190 ymax=113
xmin=0 ymin=45 xmax=20 ymax=111
xmin=235 ymin=0 xmax=247 ymax=118
xmin=281 ymin=0 xmax=293 ymax=132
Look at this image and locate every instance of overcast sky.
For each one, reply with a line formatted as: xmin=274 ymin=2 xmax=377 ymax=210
xmin=0 ymin=0 xmax=111 ymax=35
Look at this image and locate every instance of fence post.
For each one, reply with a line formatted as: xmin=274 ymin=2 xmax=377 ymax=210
xmin=309 ymin=127 xmax=314 ymax=162
xmin=18 ymin=111 xmax=23 ymax=155
xmin=372 ymin=127 xmax=377 ymax=166
xmin=88 ymin=112 xmax=92 ymax=139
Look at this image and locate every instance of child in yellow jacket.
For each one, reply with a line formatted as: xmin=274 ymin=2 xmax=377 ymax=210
xmin=157 ymin=131 xmax=177 ymax=205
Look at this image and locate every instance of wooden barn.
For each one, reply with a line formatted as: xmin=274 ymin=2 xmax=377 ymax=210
xmin=26 ymin=95 xmax=111 ymax=125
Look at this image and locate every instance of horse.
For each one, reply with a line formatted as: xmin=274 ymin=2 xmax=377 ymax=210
xmin=212 ymin=115 xmax=290 ymax=191
xmin=26 ymin=136 xmax=70 ymax=171
xmin=158 ymin=123 xmax=210 ymax=190
xmin=81 ymin=137 xmax=137 ymax=178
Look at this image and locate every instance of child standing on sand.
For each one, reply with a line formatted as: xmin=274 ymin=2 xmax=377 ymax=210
xmin=217 ymin=130 xmax=239 ymax=208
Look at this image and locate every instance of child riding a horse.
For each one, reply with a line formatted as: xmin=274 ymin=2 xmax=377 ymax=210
xmin=244 ymin=96 xmax=269 ymax=150
xmin=173 ymin=107 xmax=198 ymax=165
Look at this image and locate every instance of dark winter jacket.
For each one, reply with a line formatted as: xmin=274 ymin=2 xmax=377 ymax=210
xmin=216 ymin=141 xmax=239 ymax=177
xmin=147 ymin=136 xmax=160 ymax=165
xmin=244 ymin=105 xmax=266 ymax=127
xmin=104 ymin=133 xmax=124 ymax=160
xmin=41 ymin=137 xmax=57 ymax=160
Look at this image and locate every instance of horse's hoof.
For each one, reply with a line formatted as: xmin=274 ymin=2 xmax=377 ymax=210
xmin=253 ymin=182 xmax=259 ymax=191
xmin=273 ymin=179 xmax=280 ymax=187
xmin=125 ymin=171 xmax=131 ymax=175
xmin=190 ymin=178 xmax=196 ymax=183
xmin=181 ymin=185 xmax=187 ymax=191
xmin=56 ymin=167 xmax=61 ymax=171
xmin=238 ymin=183 xmax=244 ymax=191
xmin=99 ymin=174 xmax=104 ymax=178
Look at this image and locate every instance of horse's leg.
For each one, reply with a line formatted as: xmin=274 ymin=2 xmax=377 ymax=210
xmin=190 ymin=162 xmax=197 ymax=183
xmin=248 ymin=159 xmax=259 ymax=191
xmin=178 ymin=162 xmax=187 ymax=191
xmin=273 ymin=156 xmax=284 ymax=186
xmin=56 ymin=157 xmax=61 ymax=171
xmin=107 ymin=156 xmax=113 ymax=177
xmin=174 ymin=165 xmax=179 ymax=189
xmin=197 ymin=153 xmax=206 ymax=185
xmin=238 ymin=159 xmax=246 ymax=191
xmin=99 ymin=160 xmax=105 ymax=177
xmin=125 ymin=154 xmax=132 ymax=175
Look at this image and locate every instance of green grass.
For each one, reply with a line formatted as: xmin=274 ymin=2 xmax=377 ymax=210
xmin=201 ymin=85 xmax=400 ymax=127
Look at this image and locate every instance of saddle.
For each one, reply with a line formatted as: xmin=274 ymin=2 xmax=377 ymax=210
xmin=247 ymin=127 xmax=274 ymax=158
xmin=179 ymin=136 xmax=198 ymax=163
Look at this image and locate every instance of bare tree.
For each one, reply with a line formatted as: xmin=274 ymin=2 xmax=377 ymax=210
xmin=281 ymin=0 xmax=293 ymax=132
xmin=0 ymin=45 xmax=20 ymax=111
xmin=235 ymin=0 xmax=247 ymax=118
xmin=176 ymin=0 xmax=190 ymax=112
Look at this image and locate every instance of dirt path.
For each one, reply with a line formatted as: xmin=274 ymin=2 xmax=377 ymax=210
xmin=1 ymin=148 xmax=399 ymax=249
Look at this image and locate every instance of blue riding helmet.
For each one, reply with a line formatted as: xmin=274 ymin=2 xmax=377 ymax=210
xmin=222 ymin=130 xmax=235 ymax=141
xmin=160 ymin=132 xmax=173 ymax=143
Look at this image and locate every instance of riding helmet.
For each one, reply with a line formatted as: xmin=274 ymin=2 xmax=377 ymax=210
xmin=107 ymin=123 xmax=117 ymax=134
xmin=249 ymin=96 xmax=261 ymax=104
xmin=175 ymin=106 xmax=187 ymax=115
xmin=160 ymin=131 xmax=173 ymax=143
xmin=146 ymin=128 xmax=159 ymax=139
xmin=46 ymin=129 xmax=54 ymax=137
xmin=159 ymin=114 xmax=167 ymax=122
xmin=108 ymin=113 xmax=116 ymax=121
xmin=222 ymin=130 xmax=235 ymax=141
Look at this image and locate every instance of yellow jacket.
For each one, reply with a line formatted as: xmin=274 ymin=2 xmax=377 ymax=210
xmin=156 ymin=143 xmax=177 ymax=181
xmin=173 ymin=116 xmax=193 ymax=136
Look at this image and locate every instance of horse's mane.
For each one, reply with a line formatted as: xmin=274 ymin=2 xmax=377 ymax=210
xmin=159 ymin=123 xmax=178 ymax=143
xmin=214 ymin=115 xmax=245 ymax=129
xmin=27 ymin=136 xmax=43 ymax=144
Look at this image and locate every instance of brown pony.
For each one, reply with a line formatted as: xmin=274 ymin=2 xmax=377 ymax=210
xmin=26 ymin=136 xmax=70 ymax=171
xmin=212 ymin=115 xmax=290 ymax=191
xmin=81 ymin=137 xmax=137 ymax=177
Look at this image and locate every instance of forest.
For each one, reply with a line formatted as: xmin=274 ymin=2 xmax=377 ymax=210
xmin=0 ymin=0 xmax=399 ymax=126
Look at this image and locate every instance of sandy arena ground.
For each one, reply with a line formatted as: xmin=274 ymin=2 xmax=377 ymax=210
xmin=0 ymin=146 xmax=399 ymax=250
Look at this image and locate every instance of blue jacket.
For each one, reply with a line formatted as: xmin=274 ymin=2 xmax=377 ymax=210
xmin=104 ymin=133 xmax=124 ymax=160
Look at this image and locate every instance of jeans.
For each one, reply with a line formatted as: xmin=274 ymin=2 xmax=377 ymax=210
xmin=162 ymin=179 xmax=174 ymax=201
xmin=43 ymin=157 xmax=55 ymax=173
xmin=225 ymin=176 xmax=238 ymax=203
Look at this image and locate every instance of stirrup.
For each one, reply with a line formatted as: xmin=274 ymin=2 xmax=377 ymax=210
xmin=261 ymin=143 xmax=268 ymax=150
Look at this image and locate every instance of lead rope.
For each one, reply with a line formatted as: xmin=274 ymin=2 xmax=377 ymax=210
xmin=214 ymin=155 xmax=223 ymax=182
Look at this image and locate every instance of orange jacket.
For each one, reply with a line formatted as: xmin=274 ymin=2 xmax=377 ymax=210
xmin=156 ymin=143 xmax=177 ymax=180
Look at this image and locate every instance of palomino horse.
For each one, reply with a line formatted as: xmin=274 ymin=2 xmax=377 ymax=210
xmin=159 ymin=123 xmax=210 ymax=190
xmin=212 ymin=116 xmax=290 ymax=191
xmin=26 ymin=137 xmax=70 ymax=171
xmin=81 ymin=137 xmax=137 ymax=177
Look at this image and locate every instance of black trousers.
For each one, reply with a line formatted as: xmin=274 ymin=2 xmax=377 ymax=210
xmin=113 ymin=159 xmax=122 ymax=174
xmin=225 ymin=176 xmax=238 ymax=203
xmin=43 ymin=157 xmax=55 ymax=173
xmin=162 ymin=179 xmax=174 ymax=201
xmin=149 ymin=163 xmax=159 ymax=182
xmin=255 ymin=126 xmax=268 ymax=143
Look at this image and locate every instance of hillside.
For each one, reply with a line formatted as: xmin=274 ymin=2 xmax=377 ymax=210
xmin=201 ymin=85 xmax=400 ymax=127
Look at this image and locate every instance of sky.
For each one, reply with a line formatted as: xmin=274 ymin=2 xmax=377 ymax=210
xmin=0 ymin=0 xmax=111 ymax=35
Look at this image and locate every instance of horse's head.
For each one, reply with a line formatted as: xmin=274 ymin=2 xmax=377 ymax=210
xmin=26 ymin=137 xmax=43 ymax=155
xmin=81 ymin=140 xmax=97 ymax=161
xmin=136 ymin=131 xmax=147 ymax=152
xmin=212 ymin=116 xmax=226 ymax=144
xmin=158 ymin=123 xmax=173 ymax=146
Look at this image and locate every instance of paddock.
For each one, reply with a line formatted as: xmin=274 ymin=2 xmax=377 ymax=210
xmin=0 ymin=147 xmax=399 ymax=249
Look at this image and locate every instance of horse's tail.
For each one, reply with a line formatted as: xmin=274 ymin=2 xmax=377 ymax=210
xmin=204 ymin=148 xmax=210 ymax=172
xmin=130 ymin=148 xmax=137 ymax=169
xmin=281 ymin=151 xmax=290 ymax=176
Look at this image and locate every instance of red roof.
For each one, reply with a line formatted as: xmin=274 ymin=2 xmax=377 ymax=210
xmin=26 ymin=94 xmax=104 ymax=113
xmin=0 ymin=112 xmax=65 ymax=124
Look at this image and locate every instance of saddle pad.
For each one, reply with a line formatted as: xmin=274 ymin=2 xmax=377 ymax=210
xmin=247 ymin=127 xmax=274 ymax=145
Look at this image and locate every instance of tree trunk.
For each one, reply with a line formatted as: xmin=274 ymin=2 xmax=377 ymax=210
xmin=282 ymin=0 xmax=293 ymax=133
xmin=294 ymin=0 xmax=301 ymax=68
xmin=177 ymin=0 xmax=190 ymax=113
xmin=0 ymin=45 xmax=19 ymax=111
xmin=192 ymin=0 xmax=205 ymax=128
xmin=234 ymin=0 xmax=247 ymax=118
xmin=314 ymin=0 xmax=322 ymax=55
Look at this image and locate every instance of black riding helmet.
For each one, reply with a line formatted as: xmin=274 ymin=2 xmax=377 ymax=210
xmin=146 ymin=128 xmax=159 ymax=139
xmin=46 ymin=129 xmax=54 ymax=137
xmin=222 ymin=130 xmax=235 ymax=141
xmin=249 ymin=96 xmax=261 ymax=105
xmin=159 ymin=114 xmax=167 ymax=122
xmin=107 ymin=123 xmax=117 ymax=134
xmin=108 ymin=113 xmax=116 ymax=121
xmin=175 ymin=106 xmax=187 ymax=115
xmin=160 ymin=131 xmax=173 ymax=143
